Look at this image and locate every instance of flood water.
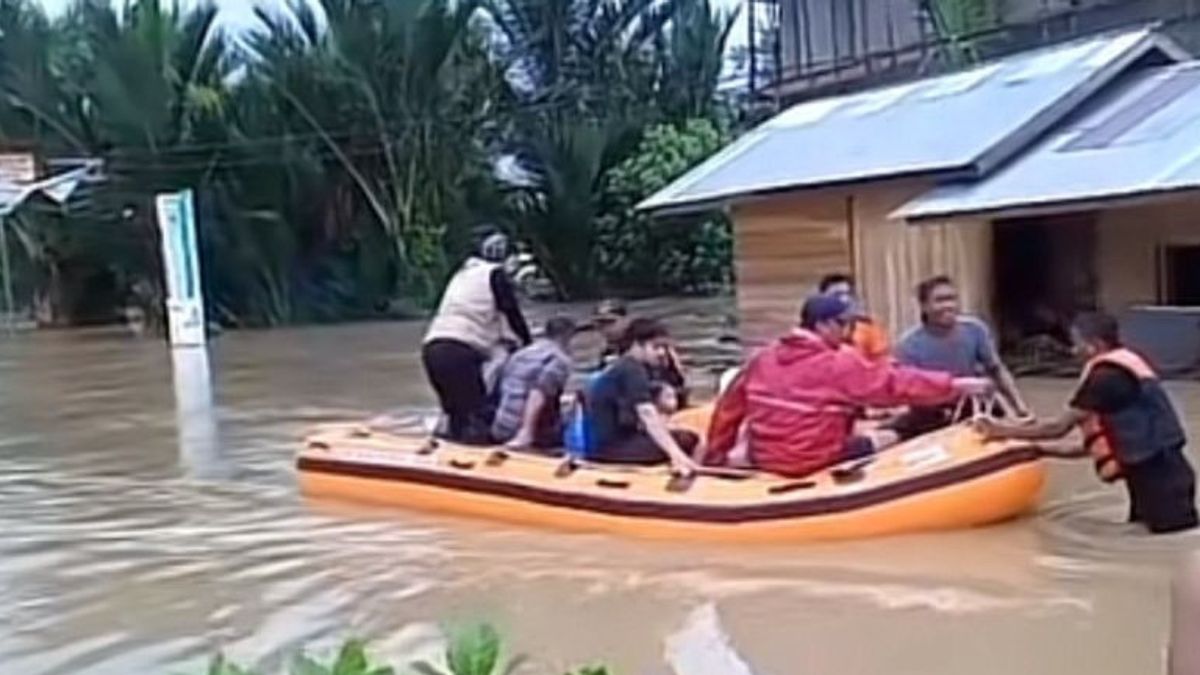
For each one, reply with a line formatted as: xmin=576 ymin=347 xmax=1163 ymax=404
xmin=1 ymin=297 xmax=1198 ymax=675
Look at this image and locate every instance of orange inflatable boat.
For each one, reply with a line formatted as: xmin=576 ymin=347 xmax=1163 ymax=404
xmin=297 ymin=404 xmax=1046 ymax=544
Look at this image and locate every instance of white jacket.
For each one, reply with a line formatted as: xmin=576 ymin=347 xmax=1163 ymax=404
xmin=424 ymin=258 xmax=505 ymax=352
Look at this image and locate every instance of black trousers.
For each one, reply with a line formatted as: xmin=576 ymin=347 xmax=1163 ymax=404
xmin=594 ymin=430 xmax=700 ymax=466
xmin=1126 ymin=447 xmax=1199 ymax=534
xmin=422 ymin=339 xmax=491 ymax=445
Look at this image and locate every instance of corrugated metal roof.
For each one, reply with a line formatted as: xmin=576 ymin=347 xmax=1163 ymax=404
xmin=639 ymin=28 xmax=1184 ymax=214
xmin=895 ymin=61 xmax=1200 ymax=220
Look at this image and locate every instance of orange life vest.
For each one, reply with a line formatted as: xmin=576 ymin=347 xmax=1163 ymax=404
xmin=1076 ymin=348 xmax=1156 ymax=483
xmin=850 ymin=317 xmax=890 ymax=361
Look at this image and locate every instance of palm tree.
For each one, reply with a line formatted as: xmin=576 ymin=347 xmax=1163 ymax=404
xmin=927 ymin=0 xmax=999 ymax=67
xmin=247 ymin=0 xmax=504 ymax=305
xmin=0 ymin=0 xmax=231 ymax=324
xmin=504 ymin=110 xmax=635 ymax=298
xmin=654 ymin=0 xmax=739 ymax=123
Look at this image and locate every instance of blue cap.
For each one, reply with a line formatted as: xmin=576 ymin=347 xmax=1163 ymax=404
xmin=801 ymin=294 xmax=853 ymax=326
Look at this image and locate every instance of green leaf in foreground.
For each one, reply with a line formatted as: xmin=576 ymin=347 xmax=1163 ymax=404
xmin=446 ymin=623 xmax=501 ymax=675
xmin=205 ymin=653 xmax=261 ymax=675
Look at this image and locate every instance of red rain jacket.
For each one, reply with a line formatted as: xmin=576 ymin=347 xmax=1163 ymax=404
xmin=705 ymin=329 xmax=959 ymax=477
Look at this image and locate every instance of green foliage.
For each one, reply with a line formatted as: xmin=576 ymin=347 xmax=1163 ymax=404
xmin=595 ymin=119 xmax=733 ymax=295
xmin=0 ymin=0 xmax=738 ymax=325
xmin=491 ymin=0 xmax=737 ymax=300
xmin=412 ymin=622 xmax=526 ymax=675
xmin=195 ymin=630 xmax=605 ymax=675
xmin=291 ymin=639 xmax=395 ymax=675
xmin=929 ymin=0 xmax=1000 ymax=66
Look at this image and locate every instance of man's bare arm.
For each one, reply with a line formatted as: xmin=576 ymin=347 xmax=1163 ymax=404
xmin=979 ymin=408 xmax=1086 ymax=441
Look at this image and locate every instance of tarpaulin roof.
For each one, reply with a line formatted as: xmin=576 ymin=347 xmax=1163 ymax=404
xmin=639 ymin=28 xmax=1184 ymax=214
xmin=895 ymin=61 xmax=1200 ymax=220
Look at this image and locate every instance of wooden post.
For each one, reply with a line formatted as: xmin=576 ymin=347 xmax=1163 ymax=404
xmin=0 ymin=214 xmax=12 ymax=335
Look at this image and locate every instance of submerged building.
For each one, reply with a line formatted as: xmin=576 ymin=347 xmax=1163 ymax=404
xmin=643 ymin=28 xmax=1200 ymax=370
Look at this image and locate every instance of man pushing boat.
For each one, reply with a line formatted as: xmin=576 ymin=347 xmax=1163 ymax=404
xmin=977 ymin=312 xmax=1198 ymax=534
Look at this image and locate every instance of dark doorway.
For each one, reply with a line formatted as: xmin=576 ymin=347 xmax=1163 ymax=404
xmin=993 ymin=213 xmax=1099 ymax=352
xmin=1160 ymin=245 xmax=1200 ymax=305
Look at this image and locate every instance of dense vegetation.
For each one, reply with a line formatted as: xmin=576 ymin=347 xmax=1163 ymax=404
xmin=0 ymin=0 xmax=739 ymax=328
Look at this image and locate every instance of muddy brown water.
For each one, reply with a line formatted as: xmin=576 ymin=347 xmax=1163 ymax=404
xmin=1 ymin=297 xmax=1198 ymax=674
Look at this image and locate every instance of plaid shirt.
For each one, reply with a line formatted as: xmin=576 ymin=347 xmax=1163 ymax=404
xmin=491 ymin=339 xmax=572 ymax=443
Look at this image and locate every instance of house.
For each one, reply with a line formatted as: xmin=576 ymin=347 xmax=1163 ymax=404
xmin=750 ymin=0 xmax=1200 ymax=103
xmin=642 ymin=29 xmax=1200 ymax=369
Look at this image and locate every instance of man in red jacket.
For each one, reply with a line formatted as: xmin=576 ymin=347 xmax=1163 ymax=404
xmin=703 ymin=295 xmax=992 ymax=477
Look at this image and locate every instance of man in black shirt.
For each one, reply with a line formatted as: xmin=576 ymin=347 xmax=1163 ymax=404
xmin=978 ymin=312 xmax=1196 ymax=534
xmin=593 ymin=299 xmax=689 ymax=407
xmin=585 ymin=318 xmax=698 ymax=473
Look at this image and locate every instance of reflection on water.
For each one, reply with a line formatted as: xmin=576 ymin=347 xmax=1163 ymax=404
xmin=172 ymin=348 xmax=223 ymax=480
xmin=0 ymin=297 xmax=1197 ymax=674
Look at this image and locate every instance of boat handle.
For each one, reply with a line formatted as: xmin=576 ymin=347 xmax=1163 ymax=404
xmin=485 ymin=450 xmax=509 ymax=467
xmin=767 ymin=480 xmax=817 ymax=495
xmin=448 ymin=459 xmax=476 ymax=471
xmin=307 ymin=441 xmax=330 ymax=451
xmin=417 ymin=438 xmax=439 ymax=455
xmin=554 ymin=458 xmax=579 ymax=478
xmin=596 ymin=478 xmax=631 ymax=489
xmin=665 ymin=472 xmax=695 ymax=493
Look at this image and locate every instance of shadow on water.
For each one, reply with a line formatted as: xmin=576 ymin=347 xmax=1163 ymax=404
xmin=0 ymin=298 xmax=1197 ymax=674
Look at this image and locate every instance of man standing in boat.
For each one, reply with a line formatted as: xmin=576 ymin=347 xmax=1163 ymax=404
xmin=422 ymin=230 xmax=532 ymax=444
xmin=893 ymin=275 xmax=1031 ymax=437
xmin=977 ymin=312 xmax=1198 ymax=534
xmin=703 ymin=295 xmax=993 ymax=478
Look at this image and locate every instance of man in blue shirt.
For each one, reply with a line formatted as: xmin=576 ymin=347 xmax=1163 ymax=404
xmin=894 ymin=275 xmax=1030 ymax=437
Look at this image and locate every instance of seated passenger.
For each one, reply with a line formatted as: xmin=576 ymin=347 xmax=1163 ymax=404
xmin=703 ymin=295 xmax=992 ymax=478
xmin=819 ymin=273 xmax=890 ymax=361
xmin=491 ymin=316 xmax=577 ymax=450
xmin=585 ymin=318 xmax=698 ymax=474
xmin=651 ymin=381 xmax=680 ymax=417
xmin=593 ymin=299 xmax=689 ymax=407
xmin=892 ymin=275 xmax=1031 ymax=438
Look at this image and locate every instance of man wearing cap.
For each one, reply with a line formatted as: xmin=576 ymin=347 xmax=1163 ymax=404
xmin=593 ymin=299 xmax=689 ymax=407
xmin=423 ymin=230 xmax=532 ymax=444
xmin=703 ymin=295 xmax=992 ymax=478
xmin=492 ymin=315 xmax=577 ymax=450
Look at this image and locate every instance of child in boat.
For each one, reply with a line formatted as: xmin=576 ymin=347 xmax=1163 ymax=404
xmin=977 ymin=312 xmax=1197 ymax=534
xmin=652 ymin=381 xmax=679 ymax=416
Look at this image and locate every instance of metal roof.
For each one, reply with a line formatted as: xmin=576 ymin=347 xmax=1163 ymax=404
xmin=895 ymin=62 xmax=1200 ymax=220
xmin=639 ymin=28 xmax=1185 ymax=214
